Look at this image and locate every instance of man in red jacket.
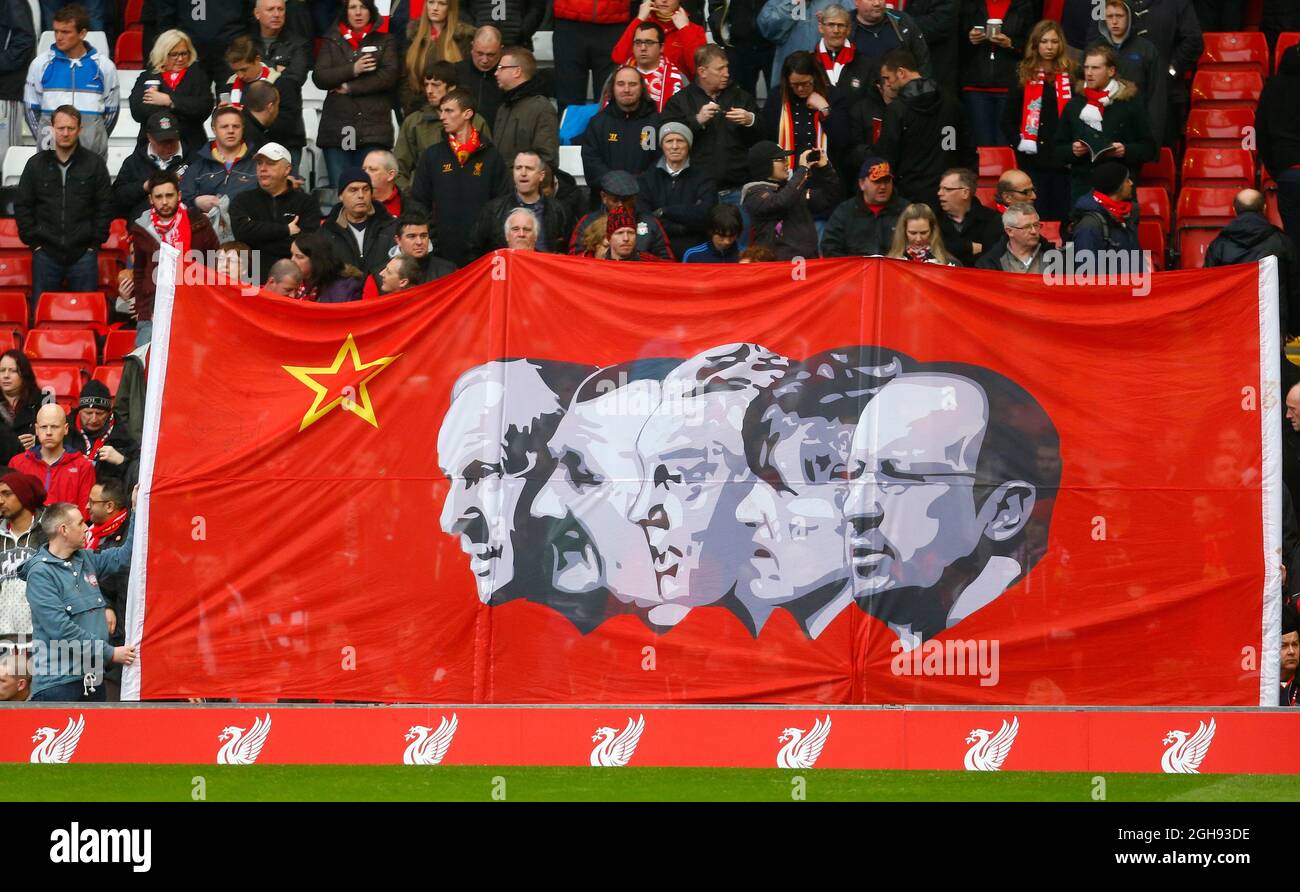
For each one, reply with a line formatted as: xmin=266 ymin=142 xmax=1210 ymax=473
xmin=611 ymin=0 xmax=707 ymax=80
xmin=553 ymin=0 xmax=633 ymax=112
xmin=8 ymin=405 xmax=95 ymax=518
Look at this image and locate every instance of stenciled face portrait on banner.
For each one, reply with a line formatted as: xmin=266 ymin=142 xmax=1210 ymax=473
xmin=435 ymin=346 xmax=1060 ymax=647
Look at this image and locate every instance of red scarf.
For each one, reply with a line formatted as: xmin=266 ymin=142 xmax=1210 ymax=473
xmin=161 ymin=66 xmax=188 ymax=90
xmin=905 ymin=245 xmax=935 ymax=262
xmin=293 ymin=281 xmax=318 ymax=301
xmin=777 ymin=97 xmax=825 ymax=162
xmin=638 ymin=58 xmax=686 ymax=112
xmin=864 ymin=201 xmax=889 ymax=216
xmin=994 ymin=200 xmax=1008 ymax=214
xmin=815 ymin=39 xmax=854 ymax=87
xmin=149 ymin=202 xmax=192 ymax=256
xmin=984 ymin=0 xmax=1011 ymax=19
xmin=1092 ymin=190 xmax=1132 ymax=223
xmin=75 ymin=413 xmax=115 ymax=463
xmin=448 ymin=126 xmax=481 ymax=166
xmin=1018 ymin=70 xmax=1071 ymax=152
xmin=339 ymin=21 xmax=374 ymax=50
xmin=229 ymin=65 xmax=272 ymax=106
xmin=85 ymin=508 xmax=128 ymax=551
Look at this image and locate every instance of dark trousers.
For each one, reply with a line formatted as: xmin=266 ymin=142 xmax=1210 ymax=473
xmin=962 ymin=90 xmax=1008 ymax=147
xmin=724 ymin=41 xmax=775 ymax=101
xmin=1277 ymin=167 xmax=1300 ymax=257
xmin=553 ymin=19 xmax=626 ymax=113
xmin=31 ymin=679 xmax=108 ymax=702
xmin=32 ymin=248 xmax=98 ymax=310
xmin=1027 ymin=166 xmax=1073 ymax=223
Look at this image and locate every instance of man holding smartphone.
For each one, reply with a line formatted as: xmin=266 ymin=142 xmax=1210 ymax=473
xmin=230 ymin=141 xmax=322 ymax=268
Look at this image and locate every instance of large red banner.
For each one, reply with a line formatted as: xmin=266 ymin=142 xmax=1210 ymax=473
xmin=123 ymin=254 xmax=1281 ymax=705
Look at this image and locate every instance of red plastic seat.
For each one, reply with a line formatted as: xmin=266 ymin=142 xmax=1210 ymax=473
xmin=35 ymin=291 xmax=108 ymax=332
xmin=1184 ymin=107 xmax=1255 ymax=150
xmin=1180 ymin=147 xmax=1255 ymax=190
xmin=102 ymin=328 xmax=136 ymax=364
xmin=1038 ymin=220 xmax=1061 ymax=246
xmin=124 ymin=0 xmax=143 ymax=26
xmin=1266 ymin=190 xmax=1283 ymax=229
xmin=1176 ymin=187 xmax=1238 ymax=228
xmin=97 ymin=254 xmax=126 ymax=291
xmin=1191 ymin=70 xmax=1264 ymax=108
xmin=1178 ymin=228 xmax=1221 ymax=269
xmin=1198 ymin=32 xmax=1269 ymax=75
xmin=114 ymin=30 xmax=143 ymax=68
xmin=0 ymin=219 xmax=21 ymax=250
xmin=1138 ymin=220 xmax=1166 ymax=270
xmin=24 ymin=328 xmax=97 ymax=366
xmin=91 ymin=365 xmax=123 ymax=395
xmin=976 ymin=186 xmax=999 ymax=209
xmin=1277 ymin=33 xmax=1300 ymax=73
xmin=0 ymin=290 xmax=28 ymax=337
xmin=977 ymin=146 xmax=1015 ymax=188
xmin=101 ymin=218 xmax=129 ymax=253
xmin=1139 ymin=147 xmax=1177 ymax=196
xmin=1137 ymin=186 xmax=1172 ymax=234
xmin=0 ymin=255 xmax=32 ymax=289
xmin=30 ymin=363 xmax=84 ymax=404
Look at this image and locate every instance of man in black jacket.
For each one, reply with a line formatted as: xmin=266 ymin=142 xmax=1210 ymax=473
xmin=875 ymin=48 xmax=974 ymax=209
xmin=470 ymin=149 xmax=570 ymax=256
xmin=1259 ymin=44 xmax=1300 ymax=253
xmin=111 ymin=111 xmax=188 ymax=221
xmin=15 ymin=106 xmax=111 ymax=308
xmin=637 ymin=121 xmax=718 ymax=260
xmin=463 ymin=0 xmax=545 ymax=48
xmin=455 ymin=27 xmax=505 ymax=128
xmin=249 ymin=0 xmax=310 ymax=169
xmin=322 ymin=167 xmax=401 ymax=277
xmin=230 ymin=142 xmax=321 ymax=268
xmin=936 ymin=167 xmax=1002 ymax=268
xmin=579 ymin=65 xmax=661 ymax=188
xmin=661 ymin=44 xmax=762 ymax=194
xmin=707 ymin=0 xmax=774 ymax=97
xmin=1205 ymin=189 xmax=1300 ymax=341
xmin=1087 ymin=0 xmax=1166 ymax=155
xmin=906 ymin=0 xmax=957 ymax=94
xmin=1125 ymin=0 xmax=1202 ymax=145
xmin=851 ymin=0 xmax=932 ymax=79
xmin=409 ymin=89 xmax=512 ymax=266
xmin=156 ymin=0 xmax=253 ymax=86
xmin=820 ymin=155 xmax=907 ymax=256
xmin=1067 ymin=160 xmax=1143 ymax=269
xmin=239 ymin=80 xmax=281 ymax=155
xmin=0 ymin=0 xmax=36 ymax=154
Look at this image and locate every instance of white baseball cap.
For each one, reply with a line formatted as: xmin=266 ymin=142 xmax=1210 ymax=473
xmin=253 ymin=142 xmax=291 ymax=163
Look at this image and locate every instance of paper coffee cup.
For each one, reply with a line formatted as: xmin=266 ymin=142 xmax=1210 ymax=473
xmin=361 ymin=46 xmax=379 ymax=54
xmin=986 ymin=18 xmax=1002 ymax=37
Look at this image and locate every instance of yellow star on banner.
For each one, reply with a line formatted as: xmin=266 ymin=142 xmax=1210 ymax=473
xmin=283 ymin=334 xmax=402 ymax=432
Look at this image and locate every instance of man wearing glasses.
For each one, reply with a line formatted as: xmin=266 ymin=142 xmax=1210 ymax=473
xmin=936 ymin=167 xmax=1002 ymax=267
xmin=977 ymin=202 xmax=1051 ymax=273
xmin=623 ymin=21 xmax=685 ymax=112
xmin=992 ymin=168 xmax=1037 ymax=214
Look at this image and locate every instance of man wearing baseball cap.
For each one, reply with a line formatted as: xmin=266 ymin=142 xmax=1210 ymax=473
xmin=567 ymin=169 xmax=674 ymax=259
xmin=741 ymin=139 xmax=822 ymax=260
xmin=637 ymin=121 xmax=717 ymax=259
xmin=821 ymin=155 xmax=908 ymax=257
xmin=230 ymin=141 xmax=322 ymax=268
xmin=111 ymin=111 xmax=189 ymax=221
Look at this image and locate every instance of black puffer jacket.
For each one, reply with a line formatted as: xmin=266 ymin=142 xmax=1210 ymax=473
xmin=1258 ymin=44 xmax=1300 ymax=180
xmin=14 ymin=145 xmax=112 ymax=264
xmin=637 ymin=161 xmax=718 ymax=260
xmin=876 ymin=77 xmax=975 ymax=206
xmin=1205 ymin=213 xmax=1300 ymax=338
xmin=314 ymin=27 xmax=400 ymax=149
xmin=820 ymin=192 xmax=908 ymax=257
xmin=128 ymin=66 xmax=214 ymax=155
xmin=579 ymin=96 xmax=660 ymax=187
xmin=0 ymin=0 xmax=36 ymax=101
xmin=958 ymin=0 xmax=1035 ymax=91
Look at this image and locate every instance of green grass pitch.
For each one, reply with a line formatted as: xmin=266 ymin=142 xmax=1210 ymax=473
xmin=3 ymin=766 xmax=1299 ymax=801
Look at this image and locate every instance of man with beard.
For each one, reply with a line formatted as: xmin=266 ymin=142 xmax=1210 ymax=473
xmin=734 ymin=345 xmax=905 ymax=638
xmin=530 ymin=359 xmax=682 ymax=630
xmin=844 ymin=363 xmax=1059 ymax=648
xmin=626 ymin=343 xmax=790 ymax=627
xmin=437 ymin=358 xmax=593 ymax=608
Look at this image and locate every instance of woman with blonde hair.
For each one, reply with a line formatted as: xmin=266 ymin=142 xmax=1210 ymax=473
xmin=887 ymin=203 xmax=961 ymax=266
xmin=1001 ymin=19 xmax=1074 ymax=220
xmin=128 ymin=29 xmax=213 ymax=154
xmin=401 ymin=0 xmax=475 ymax=114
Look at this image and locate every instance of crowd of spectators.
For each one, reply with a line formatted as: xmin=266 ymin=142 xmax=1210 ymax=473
xmin=0 ymin=0 xmax=1299 ymax=700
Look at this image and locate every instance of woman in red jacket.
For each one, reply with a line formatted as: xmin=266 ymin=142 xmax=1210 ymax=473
xmin=611 ymin=0 xmax=707 ymax=79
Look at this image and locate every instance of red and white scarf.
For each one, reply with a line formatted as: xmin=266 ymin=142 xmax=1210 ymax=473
xmin=1092 ymin=190 xmax=1133 ymax=223
xmin=228 ymin=65 xmax=272 ymax=106
xmin=447 ymin=126 xmax=481 ymax=166
xmin=149 ymin=202 xmax=192 ymax=256
xmin=1017 ymin=69 xmax=1071 ymax=154
xmin=85 ymin=508 xmax=128 ymax=551
xmin=75 ymin=413 xmax=115 ymax=464
xmin=339 ymin=21 xmax=374 ymax=51
xmin=639 ymin=58 xmax=686 ymax=112
xmin=815 ymin=39 xmax=854 ymax=87
xmin=161 ymin=66 xmax=188 ymax=91
xmin=1081 ymin=79 xmax=1120 ymax=132
xmin=777 ymin=97 xmax=825 ymax=162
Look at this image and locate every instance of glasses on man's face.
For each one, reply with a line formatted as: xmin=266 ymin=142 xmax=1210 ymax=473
xmin=937 ymin=185 xmax=969 ymax=193
xmin=1008 ymin=186 xmax=1037 ymax=196
xmin=1009 ymin=221 xmax=1042 ymax=231
xmin=497 ymin=64 xmax=521 ymax=70
xmin=632 ymin=39 xmax=661 ymax=47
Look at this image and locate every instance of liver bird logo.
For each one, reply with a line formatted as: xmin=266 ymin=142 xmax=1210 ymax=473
xmin=216 ymin=714 xmax=273 ymax=765
xmin=776 ymin=715 xmax=832 ymax=769
xmin=590 ymin=715 xmax=645 ymax=767
xmin=30 ymin=715 xmax=84 ymax=764
xmin=964 ymin=716 xmax=1019 ymax=771
xmin=403 ymin=714 xmax=458 ymax=766
xmin=1161 ymin=718 xmax=1216 ymax=774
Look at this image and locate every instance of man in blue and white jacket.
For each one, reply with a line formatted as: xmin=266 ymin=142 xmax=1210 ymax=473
xmin=23 ymin=3 xmax=118 ymax=158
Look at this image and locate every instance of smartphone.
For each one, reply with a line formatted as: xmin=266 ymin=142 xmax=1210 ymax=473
xmin=806 ymin=150 xmax=821 ymax=163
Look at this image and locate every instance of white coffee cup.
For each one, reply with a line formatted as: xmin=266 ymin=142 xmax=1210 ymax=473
xmin=144 ymin=79 xmax=160 ymax=90
xmin=986 ymin=18 xmax=1002 ymax=38
xmin=361 ymin=46 xmax=379 ymax=55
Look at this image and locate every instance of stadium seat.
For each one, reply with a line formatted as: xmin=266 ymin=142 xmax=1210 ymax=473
xmin=124 ymin=0 xmax=143 ymax=26
xmin=1198 ymin=32 xmax=1269 ymax=75
xmin=1184 ymin=106 xmax=1255 ymax=150
xmin=1038 ymin=220 xmax=1061 ymax=245
xmin=1177 ymin=228 xmax=1222 ymax=269
xmin=24 ymin=328 xmax=97 ymax=366
xmin=1139 ymin=147 xmax=1177 ymax=196
xmin=102 ymin=328 xmax=136 ymax=364
xmin=0 ymin=255 xmax=32 ymax=289
xmin=1266 ymin=190 xmax=1283 ymax=229
xmin=1176 ymin=187 xmax=1238 ymax=228
xmin=30 ymin=362 xmax=84 ymax=406
xmin=1190 ymin=70 xmax=1264 ymax=108
xmin=1180 ymin=147 xmax=1255 ymax=189
xmin=98 ymin=254 xmax=125 ymax=291
xmin=91 ymin=364 xmax=123 ymax=395
xmin=1138 ymin=220 xmax=1167 ymax=270
xmin=1278 ymin=33 xmax=1300 ymax=73
xmin=35 ymin=292 xmax=108 ymax=331
xmin=1137 ymin=186 xmax=1172 ymax=234
xmin=114 ymin=29 xmax=143 ymax=68
xmin=978 ymin=146 xmax=1015 ymax=188
xmin=0 ymin=290 xmax=28 ymax=338
xmin=36 ymin=30 xmax=110 ymax=58
xmin=1 ymin=146 xmax=35 ymax=188
xmin=0 ymin=218 xmax=20 ymax=250
xmin=101 ymin=218 xmax=129 ymax=253
xmin=558 ymin=144 xmax=584 ymax=185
